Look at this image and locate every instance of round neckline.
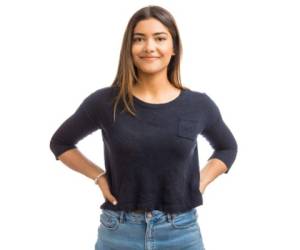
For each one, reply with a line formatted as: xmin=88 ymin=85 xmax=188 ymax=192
xmin=132 ymin=88 xmax=187 ymax=109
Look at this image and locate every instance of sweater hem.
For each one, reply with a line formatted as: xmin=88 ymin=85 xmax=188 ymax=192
xmin=99 ymin=198 xmax=203 ymax=214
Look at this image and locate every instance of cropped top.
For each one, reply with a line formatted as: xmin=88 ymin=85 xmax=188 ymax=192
xmin=49 ymin=85 xmax=238 ymax=213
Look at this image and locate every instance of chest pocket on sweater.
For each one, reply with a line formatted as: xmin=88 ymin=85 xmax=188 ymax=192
xmin=177 ymin=118 xmax=199 ymax=141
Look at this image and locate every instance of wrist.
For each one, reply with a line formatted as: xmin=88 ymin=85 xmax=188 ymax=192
xmin=94 ymin=171 xmax=106 ymax=185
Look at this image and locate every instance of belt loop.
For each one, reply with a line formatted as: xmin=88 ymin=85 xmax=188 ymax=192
xmin=171 ymin=213 xmax=176 ymax=221
xmin=167 ymin=213 xmax=172 ymax=223
xmin=119 ymin=211 xmax=124 ymax=224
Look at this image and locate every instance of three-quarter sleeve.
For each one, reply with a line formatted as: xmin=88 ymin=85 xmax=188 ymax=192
xmin=201 ymin=93 xmax=238 ymax=173
xmin=49 ymin=94 xmax=101 ymax=160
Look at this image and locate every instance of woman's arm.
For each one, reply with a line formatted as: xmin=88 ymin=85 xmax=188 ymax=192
xmin=49 ymin=93 xmax=100 ymax=160
xmin=49 ymin=91 xmax=118 ymax=205
xmin=55 ymin=148 xmax=118 ymax=205
xmin=57 ymin=148 xmax=105 ymax=181
xmin=199 ymin=158 xmax=228 ymax=193
xmin=199 ymin=93 xmax=238 ymax=193
xmin=199 ymin=117 xmax=238 ymax=193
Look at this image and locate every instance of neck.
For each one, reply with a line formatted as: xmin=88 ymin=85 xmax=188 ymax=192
xmin=135 ymin=70 xmax=176 ymax=95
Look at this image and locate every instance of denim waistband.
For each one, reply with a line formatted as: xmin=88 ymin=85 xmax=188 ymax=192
xmin=101 ymin=208 xmax=197 ymax=224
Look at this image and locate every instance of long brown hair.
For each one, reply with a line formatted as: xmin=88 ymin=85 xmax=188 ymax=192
xmin=110 ymin=5 xmax=187 ymax=122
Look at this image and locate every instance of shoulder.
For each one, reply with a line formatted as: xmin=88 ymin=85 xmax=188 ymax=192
xmin=76 ymin=86 xmax=118 ymax=124
xmin=85 ymin=85 xmax=117 ymax=100
xmin=81 ymin=85 xmax=118 ymax=106
xmin=185 ymin=88 xmax=218 ymax=108
xmin=185 ymin=88 xmax=222 ymax=125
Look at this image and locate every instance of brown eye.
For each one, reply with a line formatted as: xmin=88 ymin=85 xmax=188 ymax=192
xmin=133 ymin=37 xmax=143 ymax=42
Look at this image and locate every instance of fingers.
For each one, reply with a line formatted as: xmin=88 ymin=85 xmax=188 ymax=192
xmin=97 ymin=175 xmax=118 ymax=206
xmin=105 ymin=192 xmax=118 ymax=206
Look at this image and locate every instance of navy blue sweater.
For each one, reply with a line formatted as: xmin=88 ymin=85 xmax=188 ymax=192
xmin=50 ymin=86 xmax=238 ymax=213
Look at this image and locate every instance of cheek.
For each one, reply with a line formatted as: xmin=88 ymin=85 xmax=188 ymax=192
xmin=131 ymin=46 xmax=140 ymax=58
xmin=159 ymin=46 xmax=174 ymax=57
xmin=160 ymin=51 xmax=173 ymax=61
xmin=132 ymin=42 xmax=145 ymax=51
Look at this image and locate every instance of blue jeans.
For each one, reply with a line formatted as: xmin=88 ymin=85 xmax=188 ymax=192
xmin=95 ymin=208 xmax=205 ymax=250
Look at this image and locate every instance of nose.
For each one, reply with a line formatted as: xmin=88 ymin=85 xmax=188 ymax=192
xmin=143 ymin=38 xmax=156 ymax=52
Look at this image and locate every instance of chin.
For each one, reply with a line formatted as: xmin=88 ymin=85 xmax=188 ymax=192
xmin=137 ymin=64 xmax=168 ymax=73
xmin=138 ymin=68 xmax=165 ymax=75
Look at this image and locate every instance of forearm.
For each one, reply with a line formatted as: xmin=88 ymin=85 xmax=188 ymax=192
xmin=57 ymin=148 xmax=105 ymax=181
xmin=199 ymin=158 xmax=228 ymax=188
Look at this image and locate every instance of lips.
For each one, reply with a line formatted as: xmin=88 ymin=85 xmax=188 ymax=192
xmin=140 ymin=56 xmax=160 ymax=61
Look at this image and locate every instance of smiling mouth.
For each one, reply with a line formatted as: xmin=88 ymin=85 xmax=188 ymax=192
xmin=140 ymin=57 xmax=160 ymax=61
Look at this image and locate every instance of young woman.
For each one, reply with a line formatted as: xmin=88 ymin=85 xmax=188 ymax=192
xmin=50 ymin=5 xmax=238 ymax=250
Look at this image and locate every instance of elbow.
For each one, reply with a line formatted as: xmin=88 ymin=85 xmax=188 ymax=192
xmin=232 ymin=139 xmax=238 ymax=160
xmin=49 ymin=136 xmax=77 ymax=161
xmin=230 ymin=141 xmax=238 ymax=158
xmin=225 ymin=142 xmax=238 ymax=173
xmin=49 ymin=137 xmax=60 ymax=161
xmin=209 ymin=145 xmax=238 ymax=174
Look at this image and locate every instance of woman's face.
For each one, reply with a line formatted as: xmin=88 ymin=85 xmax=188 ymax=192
xmin=131 ymin=18 xmax=175 ymax=76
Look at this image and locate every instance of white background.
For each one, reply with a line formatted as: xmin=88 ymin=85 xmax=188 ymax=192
xmin=1 ymin=0 xmax=299 ymax=249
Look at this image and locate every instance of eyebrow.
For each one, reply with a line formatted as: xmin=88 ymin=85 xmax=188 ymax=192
xmin=133 ymin=32 xmax=168 ymax=36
